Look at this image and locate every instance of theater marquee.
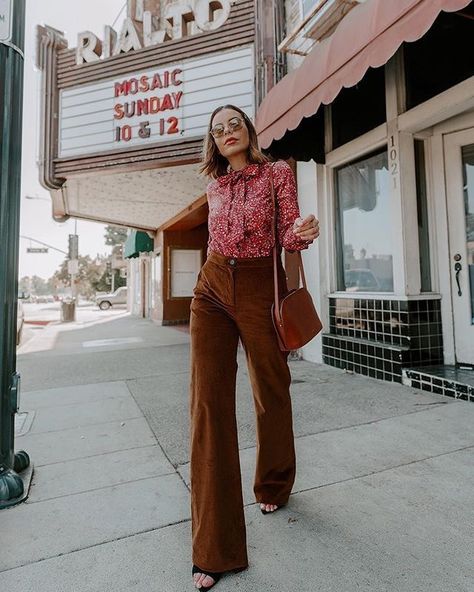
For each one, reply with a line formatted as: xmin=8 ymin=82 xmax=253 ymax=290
xmin=58 ymin=45 xmax=254 ymax=158
xmin=76 ymin=0 xmax=233 ymax=65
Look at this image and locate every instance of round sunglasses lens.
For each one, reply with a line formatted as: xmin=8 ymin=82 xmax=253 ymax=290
xmin=210 ymin=118 xmax=242 ymax=137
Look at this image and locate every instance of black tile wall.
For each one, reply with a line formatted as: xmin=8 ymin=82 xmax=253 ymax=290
xmin=323 ymin=297 xmax=443 ymax=384
xmin=403 ymin=368 xmax=474 ymax=402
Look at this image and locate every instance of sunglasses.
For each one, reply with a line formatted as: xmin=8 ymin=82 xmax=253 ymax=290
xmin=210 ymin=116 xmax=245 ymax=139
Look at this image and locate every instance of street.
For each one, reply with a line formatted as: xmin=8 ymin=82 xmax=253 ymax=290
xmin=19 ymin=301 xmax=128 ymax=350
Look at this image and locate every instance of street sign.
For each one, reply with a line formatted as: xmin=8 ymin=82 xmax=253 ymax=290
xmin=26 ymin=247 xmax=48 ymax=253
xmin=0 ymin=0 xmax=12 ymax=42
xmin=68 ymin=259 xmax=79 ymax=275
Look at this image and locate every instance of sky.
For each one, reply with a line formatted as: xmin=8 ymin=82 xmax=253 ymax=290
xmin=19 ymin=0 xmax=127 ymax=279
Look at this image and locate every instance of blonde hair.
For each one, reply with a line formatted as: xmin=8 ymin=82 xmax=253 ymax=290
xmin=199 ymin=104 xmax=272 ymax=179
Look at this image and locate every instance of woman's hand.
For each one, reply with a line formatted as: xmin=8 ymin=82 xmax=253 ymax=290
xmin=292 ymin=214 xmax=320 ymax=243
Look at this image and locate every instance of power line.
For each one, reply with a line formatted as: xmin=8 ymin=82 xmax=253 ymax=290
xmin=112 ymin=1 xmax=128 ymax=28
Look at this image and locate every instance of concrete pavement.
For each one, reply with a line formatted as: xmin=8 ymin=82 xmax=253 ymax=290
xmin=1 ymin=311 xmax=473 ymax=591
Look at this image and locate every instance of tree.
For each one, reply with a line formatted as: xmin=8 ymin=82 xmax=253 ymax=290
xmin=103 ymin=227 xmax=127 ymax=292
xmin=18 ymin=276 xmax=31 ymax=293
xmin=104 ymin=225 xmax=128 ymax=246
xmin=31 ymin=275 xmax=47 ymax=295
xmin=47 ymin=227 xmax=128 ymax=299
xmin=52 ymin=255 xmax=103 ymax=299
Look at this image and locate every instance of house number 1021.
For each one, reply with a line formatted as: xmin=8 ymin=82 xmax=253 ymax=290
xmin=389 ymin=134 xmax=399 ymax=189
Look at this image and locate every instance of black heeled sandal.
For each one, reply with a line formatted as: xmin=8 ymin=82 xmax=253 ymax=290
xmin=260 ymin=503 xmax=286 ymax=515
xmin=192 ymin=564 xmax=222 ymax=590
xmin=192 ymin=564 xmax=247 ymax=589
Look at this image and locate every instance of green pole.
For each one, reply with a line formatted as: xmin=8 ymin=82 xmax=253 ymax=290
xmin=0 ymin=0 xmax=31 ymax=509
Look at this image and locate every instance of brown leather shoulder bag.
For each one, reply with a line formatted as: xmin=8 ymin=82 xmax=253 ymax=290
xmin=270 ymin=163 xmax=323 ymax=351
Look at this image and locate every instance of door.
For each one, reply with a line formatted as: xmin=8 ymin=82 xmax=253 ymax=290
xmin=444 ymin=128 xmax=474 ymax=364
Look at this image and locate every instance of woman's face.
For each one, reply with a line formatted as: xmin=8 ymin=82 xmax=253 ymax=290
xmin=210 ymin=108 xmax=250 ymax=159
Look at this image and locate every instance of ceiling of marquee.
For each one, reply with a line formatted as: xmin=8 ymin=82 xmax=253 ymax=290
xmin=58 ymin=162 xmax=208 ymax=231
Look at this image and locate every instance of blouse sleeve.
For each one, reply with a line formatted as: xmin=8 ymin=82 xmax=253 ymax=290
xmin=272 ymin=160 xmax=310 ymax=253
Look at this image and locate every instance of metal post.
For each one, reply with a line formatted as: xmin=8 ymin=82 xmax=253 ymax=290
xmin=0 ymin=0 xmax=31 ymax=509
xmin=72 ymin=220 xmax=77 ymax=303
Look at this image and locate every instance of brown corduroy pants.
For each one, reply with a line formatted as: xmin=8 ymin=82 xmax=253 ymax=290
xmin=189 ymin=249 xmax=297 ymax=573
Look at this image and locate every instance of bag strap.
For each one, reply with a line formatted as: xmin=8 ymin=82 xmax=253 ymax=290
xmin=270 ymin=164 xmax=309 ymax=326
xmin=270 ymin=165 xmax=281 ymax=325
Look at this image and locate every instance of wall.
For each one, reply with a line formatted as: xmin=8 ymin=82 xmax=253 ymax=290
xmin=295 ymin=159 xmax=324 ymax=362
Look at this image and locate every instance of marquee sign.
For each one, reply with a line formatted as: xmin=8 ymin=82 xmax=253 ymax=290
xmin=59 ymin=45 xmax=254 ymax=158
xmin=113 ymin=68 xmax=183 ymax=142
xmin=77 ymin=0 xmax=232 ymax=65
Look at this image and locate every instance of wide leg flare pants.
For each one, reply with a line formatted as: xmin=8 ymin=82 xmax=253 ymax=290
xmin=189 ymin=250 xmax=297 ymax=572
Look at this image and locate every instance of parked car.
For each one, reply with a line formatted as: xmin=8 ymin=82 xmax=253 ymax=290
xmin=344 ymin=268 xmax=381 ymax=292
xmin=95 ymin=286 xmax=128 ymax=310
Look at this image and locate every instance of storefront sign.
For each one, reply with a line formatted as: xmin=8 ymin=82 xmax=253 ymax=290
xmin=59 ymin=45 xmax=254 ymax=158
xmin=76 ymin=0 xmax=232 ymax=65
xmin=0 ymin=0 xmax=12 ymax=42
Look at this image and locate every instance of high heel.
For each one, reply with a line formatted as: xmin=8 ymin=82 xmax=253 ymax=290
xmin=260 ymin=503 xmax=286 ymax=515
xmin=192 ymin=564 xmax=222 ymax=590
xmin=192 ymin=563 xmax=247 ymax=589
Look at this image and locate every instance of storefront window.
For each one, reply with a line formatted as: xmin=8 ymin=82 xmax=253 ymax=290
xmin=335 ymin=149 xmax=394 ymax=292
xmin=461 ymin=145 xmax=474 ymax=324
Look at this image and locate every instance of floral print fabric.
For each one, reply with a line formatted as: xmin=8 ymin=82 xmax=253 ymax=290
xmin=206 ymin=160 xmax=310 ymax=258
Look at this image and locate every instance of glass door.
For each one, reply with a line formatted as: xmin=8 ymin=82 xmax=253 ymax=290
xmin=444 ymin=129 xmax=474 ymax=364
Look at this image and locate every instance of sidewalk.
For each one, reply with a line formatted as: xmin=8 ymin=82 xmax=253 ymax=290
xmin=1 ymin=312 xmax=473 ymax=591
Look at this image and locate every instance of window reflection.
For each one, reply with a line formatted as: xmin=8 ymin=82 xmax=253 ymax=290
xmin=461 ymin=144 xmax=474 ymax=324
xmin=336 ymin=150 xmax=394 ymax=292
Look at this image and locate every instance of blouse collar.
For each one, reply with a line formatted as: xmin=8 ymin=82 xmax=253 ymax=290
xmin=216 ymin=162 xmax=262 ymax=185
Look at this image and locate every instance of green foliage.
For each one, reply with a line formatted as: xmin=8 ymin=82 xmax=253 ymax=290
xmin=21 ymin=241 xmax=128 ymax=300
xmin=104 ymin=225 xmax=128 ymax=246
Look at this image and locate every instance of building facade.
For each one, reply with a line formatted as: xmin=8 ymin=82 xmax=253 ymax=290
xmin=36 ymin=0 xmax=259 ymax=324
xmin=255 ymin=0 xmax=474 ymax=399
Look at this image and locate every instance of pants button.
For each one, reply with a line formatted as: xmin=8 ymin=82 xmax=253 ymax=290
xmin=229 ymin=258 xmax=235 ymax=265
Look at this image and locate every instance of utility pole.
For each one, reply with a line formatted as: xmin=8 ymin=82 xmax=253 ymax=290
xmin=67 ymin=230 xmax=79 ymax=320
xmin=0 ymin=0 xmax=31 ymax=508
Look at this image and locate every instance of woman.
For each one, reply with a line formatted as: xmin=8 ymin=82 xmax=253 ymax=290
xmin=189 ymin=104 xmax=320 ymax=590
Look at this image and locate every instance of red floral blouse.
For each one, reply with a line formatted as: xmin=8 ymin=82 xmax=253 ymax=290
xmin=205 ymin=160 xmax=310 ymax=258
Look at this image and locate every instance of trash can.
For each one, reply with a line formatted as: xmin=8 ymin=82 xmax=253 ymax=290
xmin=60 ymin=299 xmax=76 ymax=322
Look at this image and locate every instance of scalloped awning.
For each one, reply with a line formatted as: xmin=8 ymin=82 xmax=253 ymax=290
xmin=124 ymin=230 xmax=154 ymax=259
xmin=255 ymin=0 xmax=473 ymax=149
